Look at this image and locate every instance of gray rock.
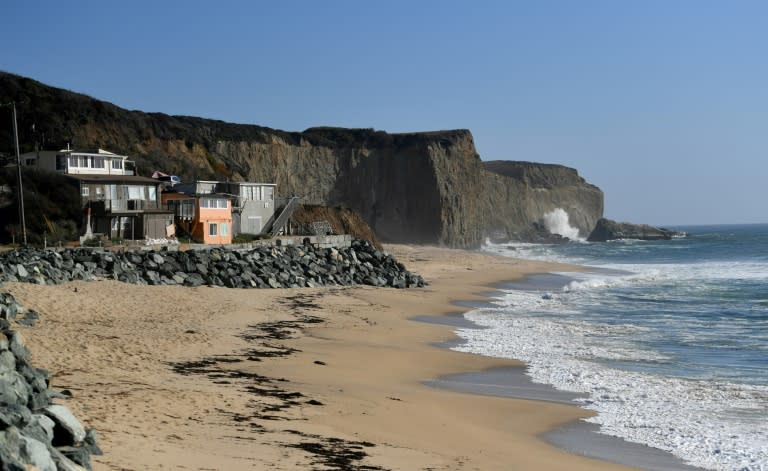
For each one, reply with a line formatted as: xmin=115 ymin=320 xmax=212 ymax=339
xmin=34 ymin=413 xmax=57 ymax=442
xmin=0 ymin=369 xmax=32 ymax=406
xmin=50 ymin=446 xmax=90 ymax=471
xmin=0 ymin=349 xmax=14 ymax=370
xmin=0 ymin=293 xmax=22 ymax=321
xmin=21 ymin=433 xmax=57 ymax=471
xmin=267 ymin=277 xmax=281 ymax=289
xmin=15 ymin=309 xmax=40 ymax=327
xmin=83 ymin=429 xmax=103 ymax=456
xmin=8 ymin=331 xmax=31 ymax=362
xmin=21 ymin=415 xmax=52 ymax=445
xmin=184 ymin=273 xmax=205 ymax=287
xmin=44 ymin=404 xmax=86 ymax=445
xmin=588 ymin=218 xmax=687 ymax=242
xmin=0 ymin=427 xmax=57 ymax=471
xmin=0 ymin=404 xmax=32 ymax=429
xmin=49 ymin=446 xmax=88 ymax=471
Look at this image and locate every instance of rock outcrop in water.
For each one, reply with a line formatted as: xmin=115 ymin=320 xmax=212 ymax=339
xmin=1 ymin=72 xmax=605 ymax=247
xmin=587 ymin=218 xmax=687 ymax=242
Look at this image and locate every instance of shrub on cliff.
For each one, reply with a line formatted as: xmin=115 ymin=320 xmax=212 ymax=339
xmin=0 ymin=168 xmax=82 ymax=245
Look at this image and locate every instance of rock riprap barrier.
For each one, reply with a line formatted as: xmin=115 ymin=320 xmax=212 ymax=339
xmin=1 ymin=292 xmax=102 ymax=470
xmin=0 ymin=239 xmax=426 ymax=289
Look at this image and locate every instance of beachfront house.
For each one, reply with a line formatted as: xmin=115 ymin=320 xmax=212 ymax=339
xmin=162 ymin=181 xmax=233 ymax=244
xmin=216 ymin=181 xmax=276 ymax=236
xmin=19 ymin=147 xmax=136 ymax=176
xmin=70 ymin=174 xmax=174 ymax=240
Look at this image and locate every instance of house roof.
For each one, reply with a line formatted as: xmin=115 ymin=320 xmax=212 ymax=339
xmin=59 ymin=148 xmax=120 ymax=156
xmin=66 ymin=175 xmax=160 ymax=184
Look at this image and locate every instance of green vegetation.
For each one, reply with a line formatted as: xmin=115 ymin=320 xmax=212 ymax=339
xmin=0 ymin=167 xmax=81 ymax=245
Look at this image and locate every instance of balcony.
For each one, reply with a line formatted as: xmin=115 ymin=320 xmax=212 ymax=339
xmin=97 ymin=199 xmax=160 ymax=212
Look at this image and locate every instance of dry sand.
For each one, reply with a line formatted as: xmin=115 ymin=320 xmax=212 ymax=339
xmin=5 ymin=244 xmax=643 ymax=470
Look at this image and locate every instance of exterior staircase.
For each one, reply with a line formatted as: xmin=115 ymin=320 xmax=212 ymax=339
xmin=269 ymin=196 xmax=300 ymax=236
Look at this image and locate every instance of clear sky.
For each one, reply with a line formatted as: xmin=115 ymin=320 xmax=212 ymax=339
xmin=3 ymin=1 xmax=767 ymax=225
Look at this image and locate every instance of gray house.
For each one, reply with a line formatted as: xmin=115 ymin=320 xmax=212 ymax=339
xmin=218 ymin=182 xmax=276 ymax=235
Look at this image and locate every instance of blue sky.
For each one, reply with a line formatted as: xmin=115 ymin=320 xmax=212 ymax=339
xmin=3 ymin=1 xmax=767 ymax=225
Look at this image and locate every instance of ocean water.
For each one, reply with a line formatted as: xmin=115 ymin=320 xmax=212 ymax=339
xmin=453 ymin=223 xmax=768 ymax=471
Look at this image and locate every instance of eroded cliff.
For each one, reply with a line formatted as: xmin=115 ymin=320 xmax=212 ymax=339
xmin=1 ymin=72 xmax=604 ymax=247
xmin=482 ymin=161 xmax=604 ymax=241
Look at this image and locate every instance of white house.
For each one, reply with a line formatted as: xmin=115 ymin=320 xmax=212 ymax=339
xmin=19 ymin=147 xmax=135 ymax=176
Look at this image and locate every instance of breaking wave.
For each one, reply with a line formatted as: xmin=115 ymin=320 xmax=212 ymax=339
xmin=543 ymin=208 xmax=584 ymax=241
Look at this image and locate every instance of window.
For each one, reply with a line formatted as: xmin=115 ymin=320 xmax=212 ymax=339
xmin=209 ymin=223 xmax=218 ymax=236
xmin=112 ymin=159 xmax=122 ymax=170
xmin=243 ymin=186 xmax=261 ymax=201
xmin=127 ymin=186 xmax=144 ymax=200
xmin=79 ymin=156 xmax=88 ymax=167
xmin=92 ymin=156 xmax=105 ymax=168
xmin=200 ymin=197 xmax=227 ymax=209
xmin=81 ymin=186 xmax=89 ymax=196
xmin=68 ymin=156 xmax=78 ymax=168
xmin=221 ymin=223 xmax=228 ymax=236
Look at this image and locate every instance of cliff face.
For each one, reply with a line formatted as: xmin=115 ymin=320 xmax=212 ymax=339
xmin=482 ymin=161 xmax=604 ymax=240
xmin=212 ymin=130 xmax=483 ymax=247
xmin=1 ymin=72 xmax=603 ymax=247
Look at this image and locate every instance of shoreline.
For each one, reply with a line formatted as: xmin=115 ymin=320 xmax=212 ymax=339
xmin=425 ymin=264 xmax=705 ymax=471
xmin=5 ymin=244 xmax=659 ymax=470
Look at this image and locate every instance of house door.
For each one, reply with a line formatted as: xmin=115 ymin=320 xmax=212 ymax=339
xmin=246 ymin=216 xmax=262 ymax=234
xmin=118 ymin=217 xmax=132 ymax=239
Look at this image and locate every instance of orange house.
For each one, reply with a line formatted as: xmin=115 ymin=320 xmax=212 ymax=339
xmin=162 ymin=189 xmax=232 ymax=244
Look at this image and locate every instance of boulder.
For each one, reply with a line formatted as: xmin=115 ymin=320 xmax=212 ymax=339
xmin=44 ymin=405 xmax=86 ymax=446
xmin=0 ymin=426 xmax=57 ymax=471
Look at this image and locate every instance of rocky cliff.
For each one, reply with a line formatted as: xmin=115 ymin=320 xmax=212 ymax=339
xmin=482 ymin=161 xmax=604 ymax=241
xmin=1 ymin=72 xmax=604 ymax=247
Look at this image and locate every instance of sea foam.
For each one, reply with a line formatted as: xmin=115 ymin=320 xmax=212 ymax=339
xmin=543 ymin=208 xmax=584 ymax=241
xmin=454 ymin=304 xmax=768 ymax=470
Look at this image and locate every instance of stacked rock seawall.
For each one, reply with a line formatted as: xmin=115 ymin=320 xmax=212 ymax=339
xmin=1 ymin=292 xmax=102 ymax=470
xmin=0 ymin=239 xmax=426 ymax=289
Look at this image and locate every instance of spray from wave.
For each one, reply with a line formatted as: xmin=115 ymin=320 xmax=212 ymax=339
xmin=543 ymin=208 xmax=583 ymax=241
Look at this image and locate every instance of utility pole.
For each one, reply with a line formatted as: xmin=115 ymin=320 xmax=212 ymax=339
xmin=12 ymin=102 xmax=28 ymax=245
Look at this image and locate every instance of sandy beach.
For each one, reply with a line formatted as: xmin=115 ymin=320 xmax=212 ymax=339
xmin=5 ymin=244 xmax=643 ymax=470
